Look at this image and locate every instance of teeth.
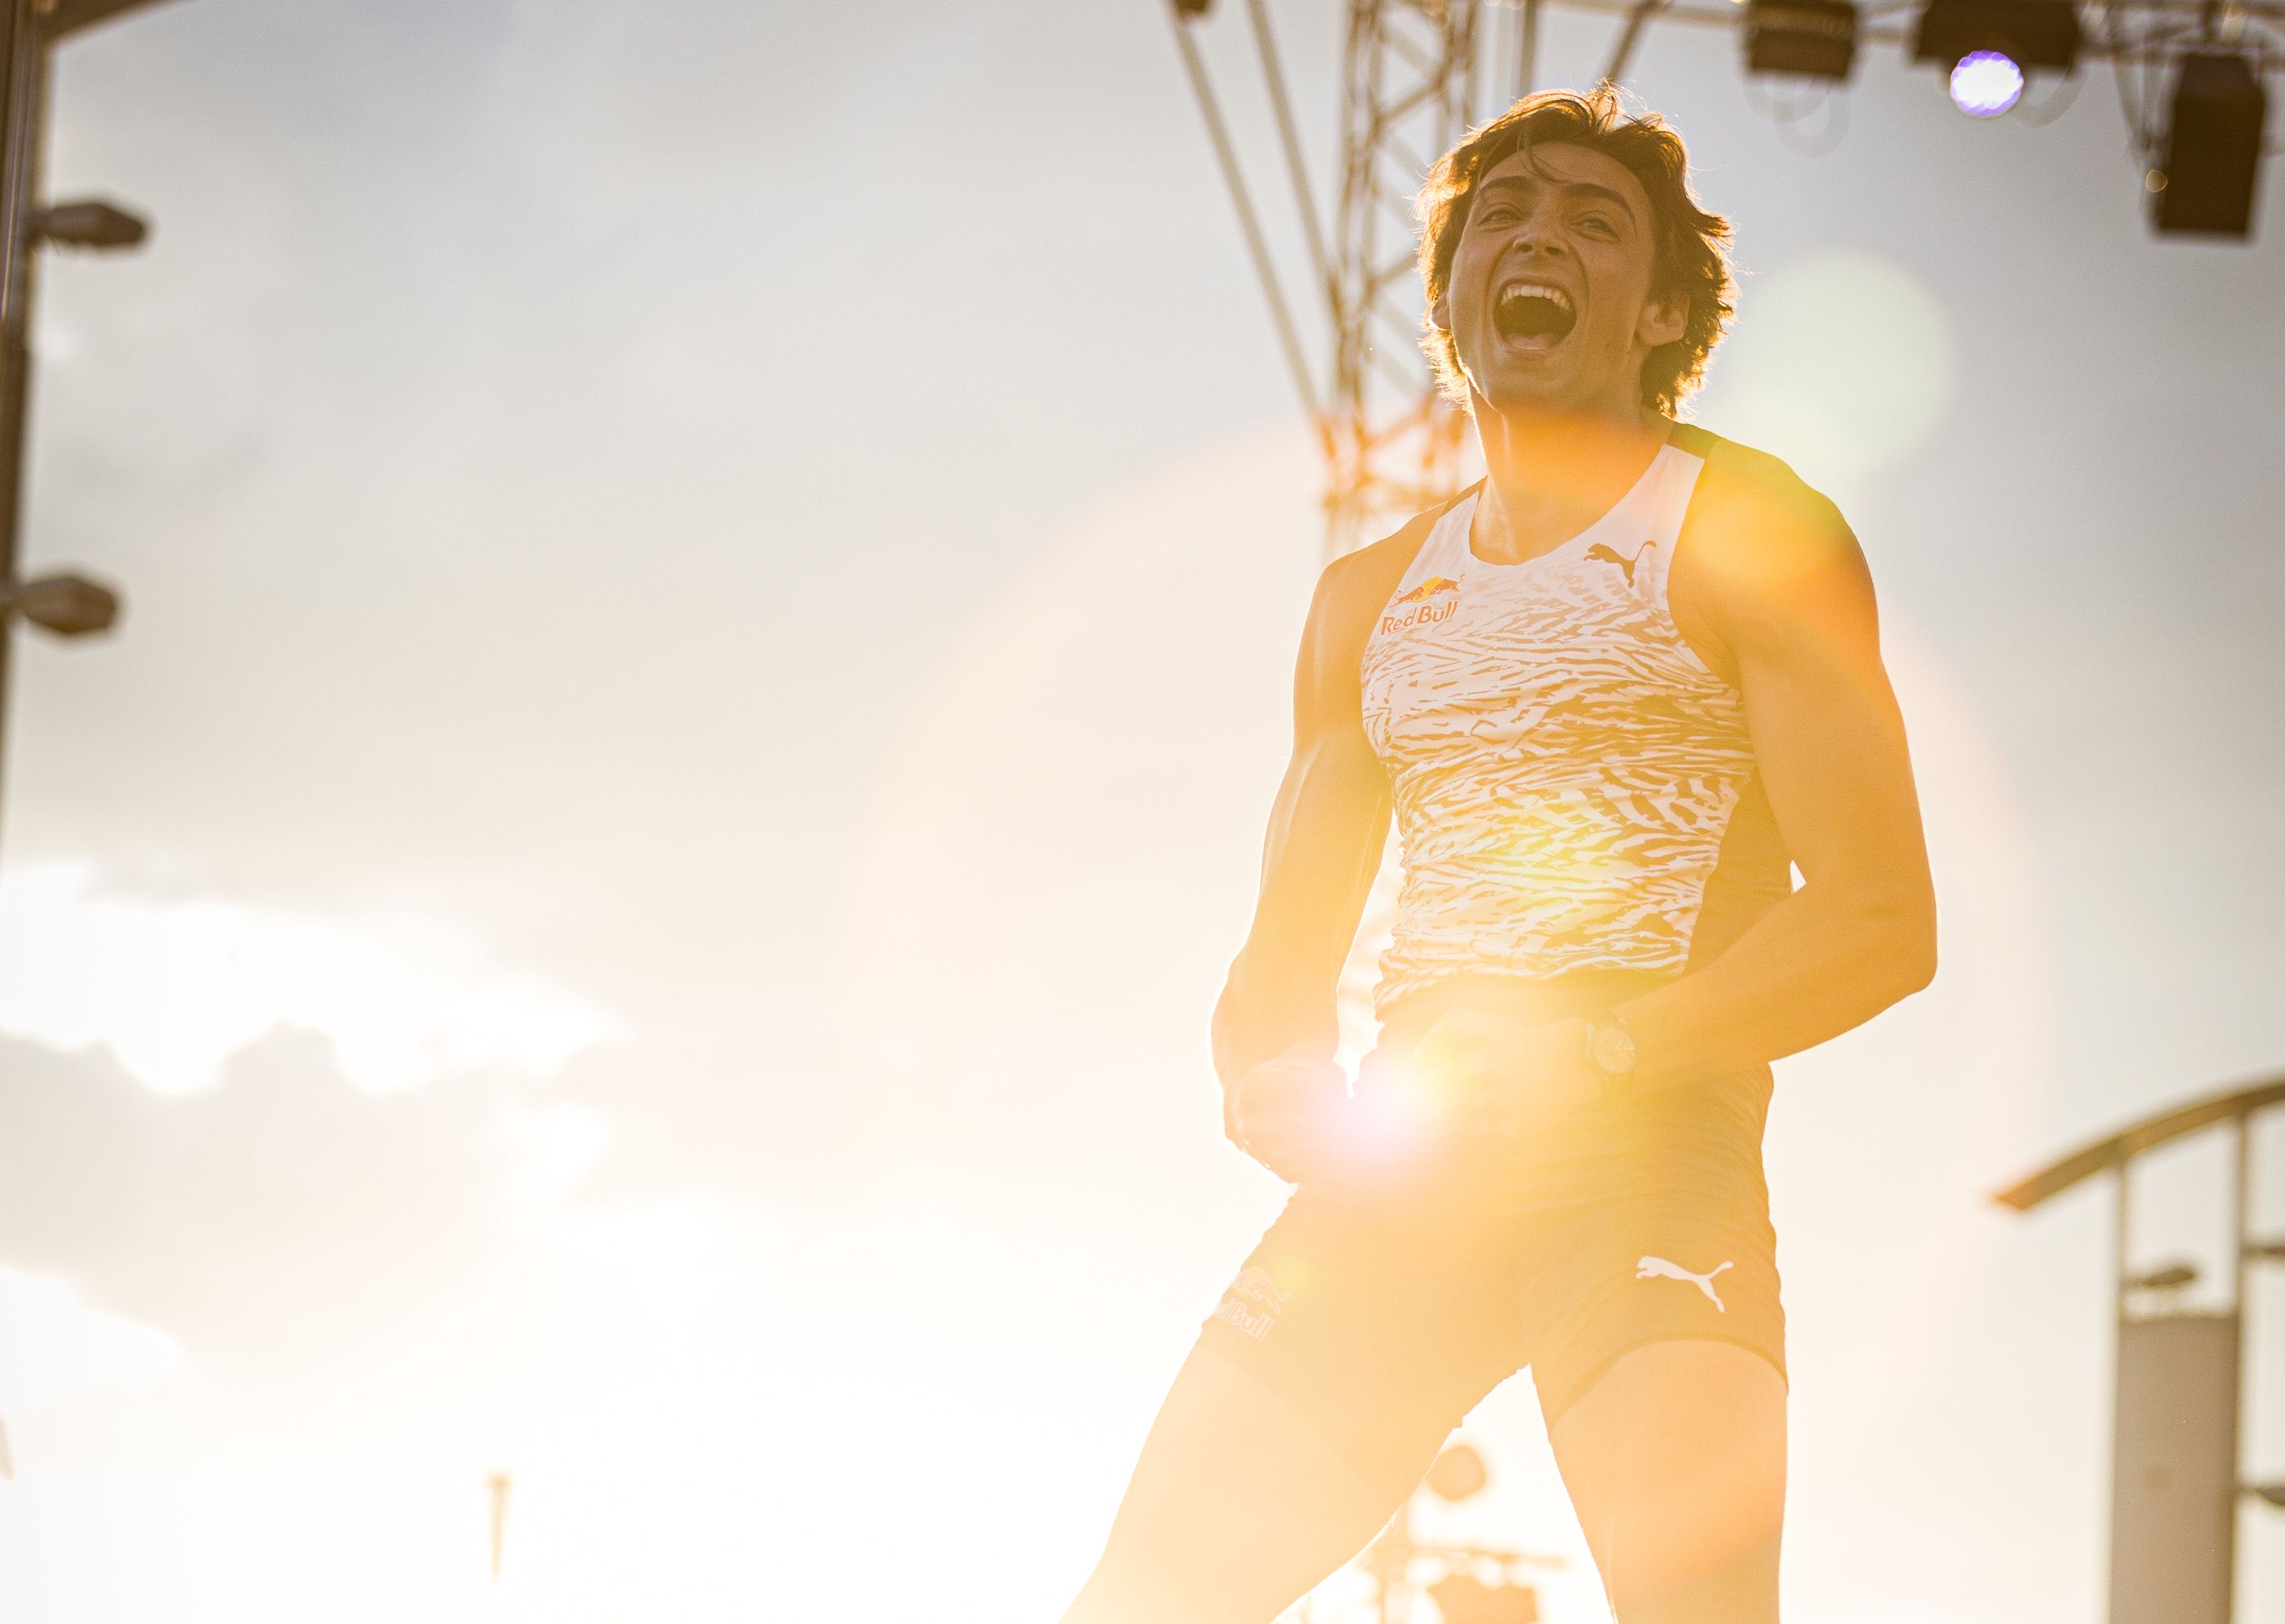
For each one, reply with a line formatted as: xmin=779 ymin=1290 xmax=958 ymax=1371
xmin=1497 ymin=282 xmax=1572 ymax=313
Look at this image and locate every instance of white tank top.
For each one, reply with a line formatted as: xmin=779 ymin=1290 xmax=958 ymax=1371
xmin=1360 ymin=436 xmax=1762 ymax=1011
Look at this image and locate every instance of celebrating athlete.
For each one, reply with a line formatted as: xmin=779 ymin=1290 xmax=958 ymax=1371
xmin=1061 ymin=87 xmax=1936 ymax=1624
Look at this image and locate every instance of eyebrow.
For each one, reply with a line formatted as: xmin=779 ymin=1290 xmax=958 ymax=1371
xmin=1476 ymin=174 xmax=1639 ymax=224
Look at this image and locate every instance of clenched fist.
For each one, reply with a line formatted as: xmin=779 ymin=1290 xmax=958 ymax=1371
xmin=1224 ymin=1048 xmax=1349 ymax=1183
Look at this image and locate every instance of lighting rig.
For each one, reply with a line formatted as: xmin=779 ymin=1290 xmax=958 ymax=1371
xmin=1169 ymin=0 xmax=2279 ymax=556
xmin=1495 ymin=0 xmax=2276 ymax=236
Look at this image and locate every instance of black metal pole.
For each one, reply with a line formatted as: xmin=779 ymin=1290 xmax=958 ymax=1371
xmin=0 ymin=0 xmax=31 ymax=327
xmin=0 ymin=10 xmax=47 ymax=858
xmin=2229 ymin=1116 xmax=2250 ymax=1621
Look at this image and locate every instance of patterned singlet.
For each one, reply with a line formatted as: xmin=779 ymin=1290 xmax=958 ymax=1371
xmin=1360 ymin=427 xmax=1789 ymax=1014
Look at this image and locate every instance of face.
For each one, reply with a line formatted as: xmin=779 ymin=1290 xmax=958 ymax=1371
xmin=1431 ymin=141 xmax=1686 ymax=420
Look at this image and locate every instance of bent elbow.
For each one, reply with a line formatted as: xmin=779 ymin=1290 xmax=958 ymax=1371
xmin=1899 ymin=922 xmax=1938 ymax=997
xmin=1878 ymin=887 xmax=1939 ymax=1000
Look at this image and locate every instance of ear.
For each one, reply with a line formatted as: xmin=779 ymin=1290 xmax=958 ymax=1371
xmin=1637 ymin=288 xmax=1688 ymax=349
xmin=1430 ymin=291 xmax=1452 ymax=333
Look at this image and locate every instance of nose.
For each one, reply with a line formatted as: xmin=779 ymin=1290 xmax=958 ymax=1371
xmin=1504 ymin=201 xmax=1571 ymax=261
xmin=1508 ymin=222 xmax=1566 ymax=263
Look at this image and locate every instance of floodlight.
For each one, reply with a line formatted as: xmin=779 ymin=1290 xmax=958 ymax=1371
xmin=1743 ymin=0 xmax=1858 ymax=82
xmin=2249 ymin=1483 xmax=2285 ymax=1508
xmin=1172 ymin=0 xmax=1215 ymax=17
xmin=2150 ymin=53 xmax=2267 ymax=240
xmin=1950 ymin=51 xmax=2024 ymax=116
xmin=29 ymin=198 xmax=147 ymax=251
xmin=1914 ymin=0 xmax=2079 ymax=72
xmin=7 ymin=572 xmax=119 ymax=637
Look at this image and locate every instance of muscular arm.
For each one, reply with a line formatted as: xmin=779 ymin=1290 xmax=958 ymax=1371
xmin=1211 ymin=527 xmax=1426 ymax=1095
xmin=1611 ymin=451 xmax=1937 ymax=1084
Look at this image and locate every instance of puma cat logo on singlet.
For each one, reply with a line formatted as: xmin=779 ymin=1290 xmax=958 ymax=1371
xmin=1635 ymin=1255 xmax=1733 ymax=1311
xmin=1586 ymin=540 xmax=1656 ymax=587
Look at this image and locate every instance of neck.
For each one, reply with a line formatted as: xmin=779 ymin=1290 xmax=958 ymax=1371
xmin=1469 ymin=396 xmax=1670 ymax=566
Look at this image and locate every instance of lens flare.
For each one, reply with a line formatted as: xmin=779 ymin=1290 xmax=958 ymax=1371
xmin=1950 ymin=51 xmax=2024 ymax=117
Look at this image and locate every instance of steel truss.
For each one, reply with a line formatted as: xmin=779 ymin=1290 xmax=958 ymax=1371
xmin=1326 ymin=0 xmax=1484 ymax=557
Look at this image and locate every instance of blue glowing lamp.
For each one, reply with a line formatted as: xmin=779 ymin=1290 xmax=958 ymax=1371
xmin=1950 ymin=49 xmax=2025 ymax=115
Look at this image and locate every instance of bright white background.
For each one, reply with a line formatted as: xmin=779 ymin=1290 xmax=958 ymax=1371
xmin=0 ymin=2 xmax=2280 ymax=1620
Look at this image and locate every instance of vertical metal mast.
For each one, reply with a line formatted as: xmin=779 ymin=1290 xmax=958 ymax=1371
xmin=0 ymin=0 xmax=41 ymax=850
xmin=1325 ymin=0 xmax=1484 ymax=558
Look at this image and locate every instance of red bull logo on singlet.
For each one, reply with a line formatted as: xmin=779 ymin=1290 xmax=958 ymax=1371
xmin=1212 ymin=1263 xmax=1292 ymax=1342
xmin=1380 ymin=575 xmax=1459 ymax=634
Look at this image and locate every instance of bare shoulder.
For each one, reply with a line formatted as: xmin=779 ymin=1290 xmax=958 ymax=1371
xmin=1321 ymin=506 xmax=1444 ymax=610
xmin=1671 ymin=429 xmax=1875 ymax=666
xmin=1298 ymin=500 xmax=1453 ymax=690
xmin=1679 ymin=428 xmax=1866 ymax=588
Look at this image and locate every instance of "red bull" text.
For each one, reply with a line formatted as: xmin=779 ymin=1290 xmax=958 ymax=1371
xmin=1212 ymin=1264 xmax=1292 ymax=1342
xmin=1380 ymin=576 xmax=1459 ymax=634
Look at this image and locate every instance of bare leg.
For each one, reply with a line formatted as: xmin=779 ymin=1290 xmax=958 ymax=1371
xmin=1060 ymin=1339 xmax=1412 ymax=1624
xmin=1545 ymin=1341 xmax=1787 ymax=1624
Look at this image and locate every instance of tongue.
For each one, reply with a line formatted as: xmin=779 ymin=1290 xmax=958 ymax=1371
xmin=1498 ymin=295 xmax=1574 ymax=342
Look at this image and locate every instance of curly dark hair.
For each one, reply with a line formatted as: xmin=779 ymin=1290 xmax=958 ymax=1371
xmin=1418 ymin=87 xmax=1735 ymax=416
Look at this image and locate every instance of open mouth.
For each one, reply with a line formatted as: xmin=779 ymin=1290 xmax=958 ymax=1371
xmin=1493 ymin=282 xmax=1576 ymax=348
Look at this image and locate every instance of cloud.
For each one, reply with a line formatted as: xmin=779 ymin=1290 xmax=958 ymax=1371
xmin=0 ymin=1030 xmax=538 ymax=1371
xmin=0 ymin=862 xmax=619 ymax=1095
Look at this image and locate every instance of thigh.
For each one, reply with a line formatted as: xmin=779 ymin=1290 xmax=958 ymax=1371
xmin=1063 ymin=1183 xmax=1524 ymax=1624
xmin=1545 ymin=1340 xmax=1787 ymax=1624
xmin=1058 ymin=1339 xmax=1404 ymax=1624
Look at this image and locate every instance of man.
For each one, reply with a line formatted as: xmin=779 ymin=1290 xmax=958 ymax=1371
xmin=1061 ymin=87 xmax=1934 ymax=1623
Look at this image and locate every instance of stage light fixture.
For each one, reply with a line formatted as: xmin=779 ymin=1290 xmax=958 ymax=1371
xmin=1914 ymin=0 xmax=2079 ymax=69
xmin=29 ymin=197 xmax=148 ymax=251
xmin=1915 ymin=0 xmax=2079 ymax=113
xmin=5 ymin=572 xmax=120 ymax=637
xmin=2149 ymin=52 xmax=2267 ymax=240
xmin=1950 ymin=49 xmax=2024 ymax=116
xmin=1742 ymin=0 xmax=1858 ymax=82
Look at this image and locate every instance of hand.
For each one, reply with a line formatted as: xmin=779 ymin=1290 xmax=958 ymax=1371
xmin=1225 ymin=1049 xmax=1348 ymax=1183
xmin=1410 ymin=1008 xmax=1597 ymax=1144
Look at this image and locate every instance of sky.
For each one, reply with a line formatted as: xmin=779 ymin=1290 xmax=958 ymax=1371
xmin=0 ymin=0 xmax=2281 ymax=1620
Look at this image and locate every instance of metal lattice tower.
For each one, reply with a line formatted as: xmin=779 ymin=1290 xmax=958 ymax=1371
xmin=1325 ymin=1 xmax=1486 ymax=557
xmin=1169 ymin=0 xmax=1524 ymax=560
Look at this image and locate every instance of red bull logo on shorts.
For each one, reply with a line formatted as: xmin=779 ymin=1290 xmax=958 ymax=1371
xmin=1380 ymin=575 xmax=1459 ymax=634
xmin=1212 ymin=1263 xmax=1292 ymax=1342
